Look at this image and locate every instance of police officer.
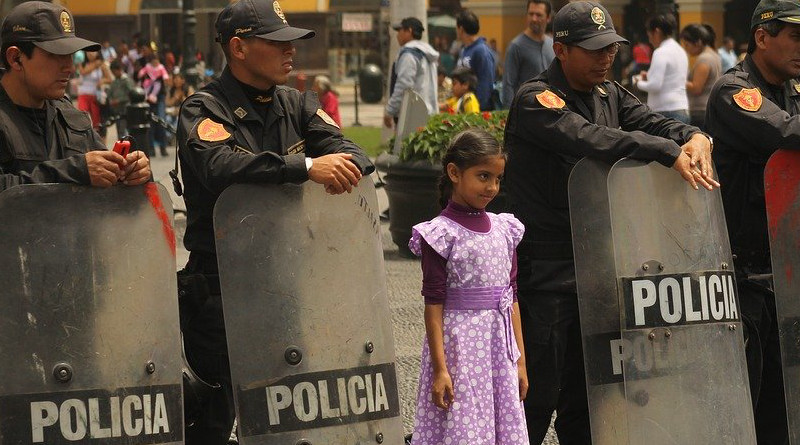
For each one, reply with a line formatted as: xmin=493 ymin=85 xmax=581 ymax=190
xmin=0 ymin=1 xmax=151 ymax=191
xmin=504 ymin=2 xmax=716 ymax=443
xmin=705 ymin=0 xmax=799 ymax=442
xmin=176 ymin=1 xmax=373 ymax=443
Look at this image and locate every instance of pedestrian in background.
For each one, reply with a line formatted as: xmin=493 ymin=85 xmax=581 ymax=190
xmin=503 ymin=0 xmax=555 ymax=109
xmin=384 ymin=17 xmax=439 ymax=129
xmin=455 ymin=10 xmax=496 ymax=111
xmin=108 ymin=59 xmax=135 ymax=137
xmin=718 ymin=35 xmax=737 ymax=72
xmin=312 ymin=75 xmax=341 ymax=128
xmin=681 ymin=23 xmax=721 ymax=130
xmin=139 ymin=53 xmax=169 ymax=155
xmin=408 ymin=128 xmax=529 ymax=445
xmin=442 ymin=67 xmax=480 ymax=114
xmin=77 ymin=50 xmax=113 ymax=137
xmin=634 ymin=13 xmax=691 ymax=123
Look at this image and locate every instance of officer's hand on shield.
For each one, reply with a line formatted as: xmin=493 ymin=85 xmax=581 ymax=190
xmin=85 ymin=150 xmax=126 ymax=187
xmin=121 ymin=151 xmax=152 ymax=185
xmin=431 ymin=370 xmax=454 ymax=410
xmin=309 ymin=153 xmax=362 ymax=194
xmin=679 ymin=133 xmax=719 ymax=189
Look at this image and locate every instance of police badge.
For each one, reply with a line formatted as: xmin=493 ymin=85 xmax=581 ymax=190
xmin=273 ymin=1 xmax=288 ymax=25
xmin=591 ymin=7 xmax=606 ymax=30
xmin=60 ymin=11 xmax=72 ymax=33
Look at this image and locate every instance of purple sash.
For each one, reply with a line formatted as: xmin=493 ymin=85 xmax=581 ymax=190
xmin=444 ymin=286 xmax=521 ymax=362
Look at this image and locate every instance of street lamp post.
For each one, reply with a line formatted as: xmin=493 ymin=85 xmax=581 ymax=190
xmin=182 ymin=0 xmax=200 ymax=87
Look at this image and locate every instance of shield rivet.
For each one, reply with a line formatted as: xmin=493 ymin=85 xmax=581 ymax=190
xmin=365 ymin=341 xmax=375 ymax=354
xmin=722 ymin=262 xmax=729 ymax=270
xmin=53 ymin=362 xmax=73 ymax=383
xmin=146 ymin=361 xmax=156 ymax=374
xmin=664 ymin=330 xmax=672 ymax=338
xmin=729 ymin=324 xmax=737 ymax=331
xmin=648 ymin=332 xmax=656 ymax=340
xmin=296 ymin=440 xmax=311 ymax=445
xmin=658 ymin=264 xmax=664 ymax=271
xmin=285 ymin=346 xmax=303 ymax=366
xmin=642 ymin=264 xmax=650 ymax=271
xmin=376 ymin=432 xmax=384 ymax=443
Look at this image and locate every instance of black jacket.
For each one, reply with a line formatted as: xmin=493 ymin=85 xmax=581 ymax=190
xmin=177 ymin=68 xmax=374 ymax=256
xmin=0 ymin=84 xmax=103 ymax=192
xmin=505 ymin=60 xmax=701 ymax=291
xmin=706 ymin=56 xmax=800 ymax=269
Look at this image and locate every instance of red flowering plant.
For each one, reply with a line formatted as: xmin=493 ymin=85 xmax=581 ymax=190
xmin=398 ymin=110 xmax=509 ymax=162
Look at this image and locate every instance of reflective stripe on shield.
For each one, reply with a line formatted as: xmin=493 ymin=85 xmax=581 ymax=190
xmin=0 ymin=184 xmax=184 ymax=444
xmin=570 ymin=158 xmax=756 ymax=444
xmin=213 ymin=177 xmax=403 ymax=444
xmin=765 ymin=149 xmax=800 ymax=444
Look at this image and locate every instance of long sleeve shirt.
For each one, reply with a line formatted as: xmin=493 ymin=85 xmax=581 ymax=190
xmin=636 ymin=38 xmax=689 ymax=112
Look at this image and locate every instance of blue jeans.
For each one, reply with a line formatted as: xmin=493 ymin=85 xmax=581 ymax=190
xmin=658 ymin=109 xmax=691 ymax=124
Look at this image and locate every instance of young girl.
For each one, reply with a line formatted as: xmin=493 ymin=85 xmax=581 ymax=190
xmin=409 ymin=129 xmax=529 ymax=444
xmin=441 ymin=67 xmax=480 ymax=114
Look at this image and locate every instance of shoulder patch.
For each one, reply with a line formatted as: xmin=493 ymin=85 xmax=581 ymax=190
xmin=316 ymin=108 xmax=340 ymax=129
xmin=732 ymin=88 xmax=762 ymax=112
xmin=196 ymin=118 xmax=231 ymax=142
xmin=535 ymin=90 xmax=565 ymax=109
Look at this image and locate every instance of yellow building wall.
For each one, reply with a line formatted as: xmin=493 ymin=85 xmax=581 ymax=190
xmin=62 ymin=0 xmax=326 ymax=15
xmin=62 ymin=0 xmax=116 ymax=15
xmin=480 ymin=13 xmax=526 ymax=59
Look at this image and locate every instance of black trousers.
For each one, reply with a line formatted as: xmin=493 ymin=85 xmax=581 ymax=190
xmin=739 ymin=276 xmax=789 ymax=445
xmin=181 ymin=254 xmax=236 ymax=445
xmin=517 ymin=288 xmax=592 ymax=445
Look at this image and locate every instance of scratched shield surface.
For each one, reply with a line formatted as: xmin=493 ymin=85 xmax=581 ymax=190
xmin=0 ymin=184 xmax=183 ymax=445
xmin=214 ymin=177 xmax=404 ymax=444
xmin=607 ymin=159 xmax=755 ymax=444
xmin=765 ymin=149 xmax=800 ymax=445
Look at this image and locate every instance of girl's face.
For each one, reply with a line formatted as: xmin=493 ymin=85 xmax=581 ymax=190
xmin=452 ymin=79 xmax=468 ymax=98
xmin=447 ymin=155 xmax=505 ymax=210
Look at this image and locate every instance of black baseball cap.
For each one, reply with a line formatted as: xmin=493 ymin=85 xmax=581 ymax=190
xmin=215 ymin=0 xmax=315 ymax=44
xmin=392 ymin=17 xmax=425 ymax=35
xmin=553 ymin=1 xmax=629 ymax=50
xmin=0 ymin=1 xmax=100 ymax=55
xmin=751 ymin=0 xmax=800 ymax=28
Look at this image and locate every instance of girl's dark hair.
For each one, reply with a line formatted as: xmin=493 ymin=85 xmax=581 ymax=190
xmin=438 ymin=129 xmax=504 ymax=208
xmin=450 ymin=67 xmax=477 ymax=91
xmin=646 ymin=13 xmax=677 ymax=37
xmin=680 ymin=23 xmax=714 ymax=47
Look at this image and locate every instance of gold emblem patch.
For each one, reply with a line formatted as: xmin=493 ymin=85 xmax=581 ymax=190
xmin=234 ymin=107 xmax=247 ymax=119
xmin=733 ymin=88 xmax=762 ymax=112
xmin=196 ymin=118 xmax=231 ymax=142
xmin=273 ymin=1 xmax=288 ymax=24
xmin=535 ymin=90 xmax=566 ymax=109
xmin=255 ymin=95 xmax=272 ymax=104
xmin=794 ymin=83 xmax=800 ymax=94
xmin=316 ymin=108 xmax=339 ymax=128
xmin=60 ymin=11 xmax=72 ymax=33
xmin=591 ymin=7 xmax=606 ymax=30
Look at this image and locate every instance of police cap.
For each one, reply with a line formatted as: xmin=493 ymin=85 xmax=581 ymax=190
xmin=0 ymin=1 xmax=100 ymax=55
xmin=751 ymin=0 xmax=800 ymax=28
xmin=552 ymin=1 xmax=629 ymax=50
xmin=215 ymin=0 xmax=315 ymax=44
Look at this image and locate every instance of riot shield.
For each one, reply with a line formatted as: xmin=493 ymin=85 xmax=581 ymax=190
xmin=765 ymin=149 xmax=800 ymax=444
xmin=392 ymin=89 xmax=432 ymax=154
xmin=0 ymin=183 xmax=183 ymax=444
xmin=214 ymin=177 xmax=403 ymax=444
xmin=570 ymin=158 xmax=755 ymax=445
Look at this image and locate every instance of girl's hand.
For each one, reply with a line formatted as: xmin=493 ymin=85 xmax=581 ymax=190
xmin=517 ymin=361 xmax=529 ymax=401
xmin=431 ymin=370 xmax=454 ymax=410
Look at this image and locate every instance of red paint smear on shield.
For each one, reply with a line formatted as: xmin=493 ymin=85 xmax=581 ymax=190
xmin=144 ymin=183 xmax=176 ymax=257
xmin=765 ymin=151 xmax=800 ymax=239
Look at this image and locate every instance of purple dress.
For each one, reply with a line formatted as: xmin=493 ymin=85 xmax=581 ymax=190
xmin=409 ymin=212 xmax=530 ymax=445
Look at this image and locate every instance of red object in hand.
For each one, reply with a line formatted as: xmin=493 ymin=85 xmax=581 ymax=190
xmin=113 ymin=140 xmax=131 ymax=157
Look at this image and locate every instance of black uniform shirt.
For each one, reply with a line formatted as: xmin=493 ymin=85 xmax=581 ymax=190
xmin=505 ymin=60 xmax=701 ymax=291
xmin=177 ymin=68 xmax=374 ymax=255
xmin=705 ymin=56 xmax=800 ymax=269
xmin=0 ymin=83 xmax=103 ymax=191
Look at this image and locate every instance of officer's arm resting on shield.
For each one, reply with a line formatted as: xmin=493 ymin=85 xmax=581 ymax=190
xmin=507 ymin=82 xmax=717 ymax=190
xmin=301 ymin=91 xmax=374 ymax=195
xmin=615 ymin=84 xmax=717 ymax=188
xmin=708 ymin=80 xmax=800 ymax=158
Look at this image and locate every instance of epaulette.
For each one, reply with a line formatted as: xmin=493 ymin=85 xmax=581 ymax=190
xmin=614 ymin=81 xmax=642 ymax=104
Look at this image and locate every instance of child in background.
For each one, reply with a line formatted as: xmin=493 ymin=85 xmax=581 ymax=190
xmin=409 ymin=129 xmax=529 ymax=445
xmin=442 ymin=67 xmax=480 ymax=114
xmin=311 ymin=75 xmax=341 ymax=127
xmin=107 ymin=60 xmax=135 ymax=137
